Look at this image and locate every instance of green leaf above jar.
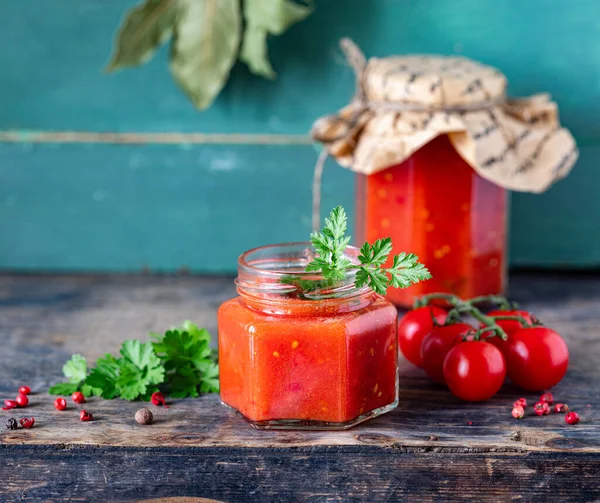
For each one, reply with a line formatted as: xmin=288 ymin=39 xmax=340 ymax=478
xmin=106 ymin=0 xmax=179 ymax=72
xmin=106 ymin=0 xmax=314 ymax=110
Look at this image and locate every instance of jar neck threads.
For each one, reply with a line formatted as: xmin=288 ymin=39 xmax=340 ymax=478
xmin=235 ymin=242 xmax=374 ymax=315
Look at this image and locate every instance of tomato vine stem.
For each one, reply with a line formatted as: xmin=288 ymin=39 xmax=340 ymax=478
xmin=413 ymin=293 xmax=533 ymax=342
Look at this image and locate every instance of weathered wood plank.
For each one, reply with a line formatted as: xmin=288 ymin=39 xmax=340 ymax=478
xmin=2 ymin=144 xmax=600 ymax=272
xmin=1 ymin=273 xmax=599 ymax=501
xmin=1 ymin=393 xmax=598 ymax=452
xmin=0 ymin=143 xmax=354 ymax=274
xmin=1 ymin=0 xmax=598 ymax=139
xmin=1 ymin=448 xmax=600 ymax=502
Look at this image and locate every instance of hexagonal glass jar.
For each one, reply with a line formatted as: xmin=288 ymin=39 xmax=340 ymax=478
xmin=217 ymin=243 xmax=398 ymax=430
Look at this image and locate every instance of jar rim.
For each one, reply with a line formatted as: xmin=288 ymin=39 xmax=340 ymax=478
xmin=236 ymin=242 xmax=369 ymax=301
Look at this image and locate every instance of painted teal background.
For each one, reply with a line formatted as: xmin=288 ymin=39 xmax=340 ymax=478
xmin=1 ymin=0 xmax=599 ymax=272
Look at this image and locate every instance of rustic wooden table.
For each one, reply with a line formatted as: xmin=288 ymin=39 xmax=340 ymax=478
xmin=1 ymin=273 xmax=599 ymax=502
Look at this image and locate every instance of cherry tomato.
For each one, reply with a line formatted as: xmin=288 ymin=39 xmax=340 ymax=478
xmin=484 ymin=310 xmax=534 ymax=355
xmin=421 ymin=323 xmax=473 ymax=384
xmin=504 ymin=327 xmax=568 ymax=391
xmin=443 ymin=341 xmax=506 ymax=401
xmin=398 ymin=306 xmax=447 ymax=367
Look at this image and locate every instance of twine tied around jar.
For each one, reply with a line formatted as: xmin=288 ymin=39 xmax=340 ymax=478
xmin=311 ymin=38 xmax=578 ymax=231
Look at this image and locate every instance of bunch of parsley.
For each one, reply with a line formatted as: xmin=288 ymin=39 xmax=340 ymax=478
xmin=48 ymin=322 xmax=219 ymax=400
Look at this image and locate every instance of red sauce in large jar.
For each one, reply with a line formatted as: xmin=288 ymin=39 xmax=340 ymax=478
xmin=356 ymin=135 xmax=506 ymax=307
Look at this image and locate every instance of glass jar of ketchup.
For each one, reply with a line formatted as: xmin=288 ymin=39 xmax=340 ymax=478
xmin=356 ymin=135 xmax=507 ymax=307
xmin=218 ymin=243 xmax=398 ymax=429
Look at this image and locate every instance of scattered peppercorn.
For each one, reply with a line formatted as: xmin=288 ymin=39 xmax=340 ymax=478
xmin=71 ymin=391 xmax=86 ymax=404
xmin=54 ymin=397 xmax=67 ymax=411
xmin=80 ymin=410 xmax=93 ymax=422
xmin=513 ymin=398 xmax=527 ymax=408
xmin=4 ymin=418 xmax=18 ymax=430
xmin=19 ymin=386 xmax=31 ymax=396
xmin=151 ymin=391 xmax=167 ymax=407
xmin=554 ymin=403 xmax=569 ymax=413
xmin=135 ymin=408 xmax=153 ymax=425
xmin=3 ymin=399 xmax=17 ymax=410
xmin=565 ymin=412 xmax=580 ymax=425
xmin=512 ymin=405 xmax=525 ymax=419
xmin=16 ymin=394 xmax=29 ymax=408
xmin=534 ymin=401 xmax=550 ymax=416
xmin=19 ymin=417 xmax=35 ymax=429
xmin=540 ymin=392 xmax=554 ymax=404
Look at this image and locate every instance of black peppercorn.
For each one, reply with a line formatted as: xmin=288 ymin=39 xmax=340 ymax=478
xmin=5 ymin=418 xmax=18 ymax=430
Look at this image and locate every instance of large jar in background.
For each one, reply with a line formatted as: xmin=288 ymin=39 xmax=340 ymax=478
xmin=312 ymin=39 xmax=578 ymax=307
xmin=218 ymin=243 xmax=398 ymax=429
xmin=356 ymin=135 xmax=506 ymax=306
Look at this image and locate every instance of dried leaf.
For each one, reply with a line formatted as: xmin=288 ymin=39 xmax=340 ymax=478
xmin=106 ymin=0 xmax=179 ymax=72
xmin=241 ymin=0 xmax=313 ymax=78
xmin=170 ymin=0 xmax=242 ymax=110
xmin=244 ymin=0 xmax=313 ymax=36
xmin=240 ymin=26 xmax=276 ymax=79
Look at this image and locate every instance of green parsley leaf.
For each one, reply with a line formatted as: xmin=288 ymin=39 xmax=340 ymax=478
xmin=48 ymin=382 xmax=79 ymax=395
xmin=181 ymin=320 xmax=212 ymax=340
xmin=63 ymin=354 xmax=88 ymax=384
xmin=307 ymin=206 xmax=432 ymax=295
xmin=115 ymin=361 xmax=149 ymax=400
xmin=49 ymin=354 xmax=89 ymax=395
xmin=198 ymin=360 xmax=220 ymax=394
xmin=153 ymin=329 xmax=212 ymax=367
xmin=308 ymin=205 xmax=353 ymax=281
xmin=355 ymin=265 xmax=389 ymax=295
xmin=387 ymin=252 xmax=432 ymax=289
xmin=168 ymin=363 xmax=201 ymax=398
xmin=80 ymin=383 xmax=104 ymax=398
xmin=358 ymin=238 xmax=393 ymax=268
xmin=152 ymin=322 xmax=219 ymax=398
xmin=115 ymin=341 xmax=165 ymax=400
xmin=120 ymin=340 xmax=162 ymax=371
xmin=84 ymin=354 xmax=121 ymax=399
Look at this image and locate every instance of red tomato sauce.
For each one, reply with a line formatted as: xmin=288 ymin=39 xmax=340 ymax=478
xmin=356 ymin=135 xmax=506 ymax=307
xmin=218 ymin=294 xmax=397 ymax=425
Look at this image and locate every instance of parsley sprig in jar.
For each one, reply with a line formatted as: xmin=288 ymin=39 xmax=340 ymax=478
xmin=218 ymin=206 xmax=430 ymax=429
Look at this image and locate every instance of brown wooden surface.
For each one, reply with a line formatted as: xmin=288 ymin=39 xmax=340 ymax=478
xmin=1 ymin=273 xmax=599 ymax=502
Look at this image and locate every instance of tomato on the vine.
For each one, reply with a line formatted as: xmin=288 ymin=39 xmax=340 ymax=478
xmin=484 ymin=310 xmax=534 ymax=355
xmin=443 ymin=341 xmax=506 ymax=401
xmin=504 ymin=327 xmax=568 ymax=391
xmin=398 ymin=306 xmax=447 ymax=367
xmin=420 ymin=323 xmax=472 ymax=384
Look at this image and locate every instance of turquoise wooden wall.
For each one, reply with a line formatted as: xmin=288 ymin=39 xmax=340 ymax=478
xmin=1 ymin=0 xmax=599 ymax=273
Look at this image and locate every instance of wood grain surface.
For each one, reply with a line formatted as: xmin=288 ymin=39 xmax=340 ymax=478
xmin=1 ymin=273 xmax=599 ymax=502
